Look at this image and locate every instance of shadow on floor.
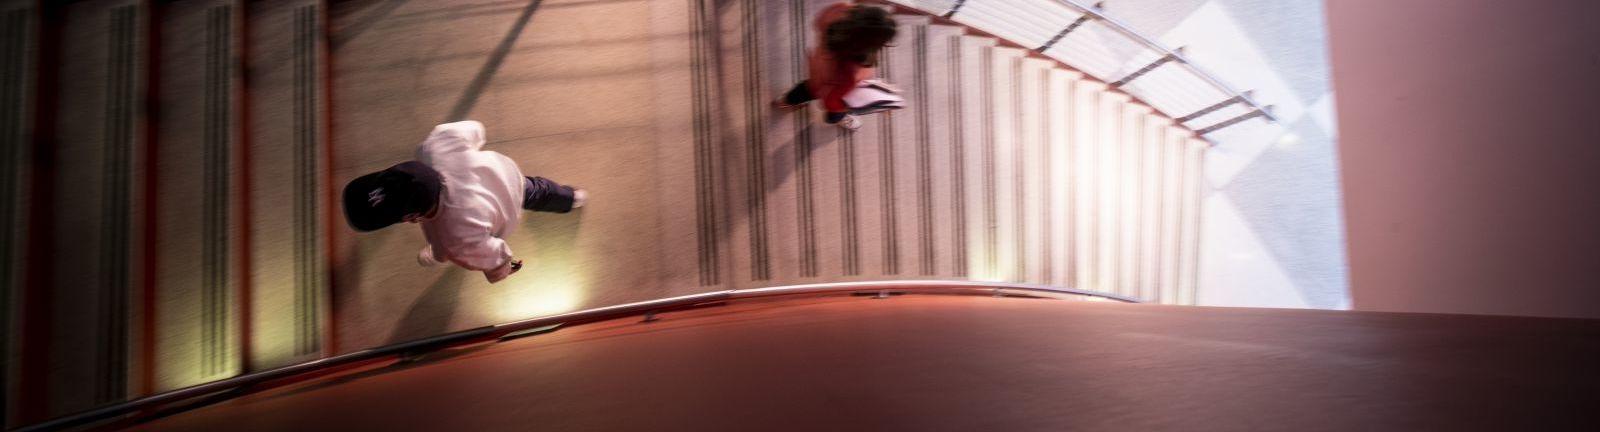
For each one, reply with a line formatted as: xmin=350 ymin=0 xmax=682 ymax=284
xmin=330 ymin=0 xmax=415 ymax=49
xmin=446 ymin=0 xmax=545 ymax=122
xmin=765 ymin=119 xmax=837 ymax=194
xmin=387 ymin=267 xmax=468 ymax=344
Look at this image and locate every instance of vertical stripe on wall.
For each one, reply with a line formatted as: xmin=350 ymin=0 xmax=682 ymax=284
xmin=879 ymin=44 xmax=899 ymax=276
xmin=1177 ymin=138 xmax=1190 ymax=304
xmin=200 ymin=5 xmax=232 ymax=376
xmin=979 ymin=47 xmax=996 ymax=279
xmin=1038 ymin=69 xmax=1053 ymax=285
xmin=232 ymin=0 xmax=253 ymax=374
xmin=1126 ymin=111 xmax=1141 ymax=297
xmin=137 ymin=0 xmax=161 ymax=398
xmin=1151 ymin=130 xmax=1169 ymax=303
xmin=687 ymin=0 xmax=720 ymax=286
xmin=740 ymin=0 xmax=768 ymax=282
xmin=1010 ymin=58 xmax=1025 ymax=283
xmin=0 ymin=6 xmax=32 ymax=423
xmin=840 ymin=130 xmax=861 ymax=276
xmin=1109 ymin=107 xmax=1126 ymax=296
xmin=96 ymin=5 xmax=137 ymax=404
xmin=19 ymin=2 xmax=59 ymax=422
xmin=947 ymin=36 xmax=967 ymax=277
xmin=1063 ymin=82 xmax=1078 ymax=289
xmin=1133 ymin=120 xmax=1154 ymax=300
xmin=1184 ymin=144 xmax=1205 ymax=305
xmin=1176 ymin=136 xmax=1192 ymax=304
xmin=789 ymin=0 xmax=817 ymax=279
xmin=291 ymin=5 xmax=322 ymax=355
xmin=913 ymin=27 xmax=934 ymax=276
xmin=1133 ymin=114 xmax=1148 ymax=298
xmin=1171 ymin=142 xmax=1190 ymax=304
xmin=1087 ymin=92 xmax=1103 ymax=295
xmin=317 ymin=0 xmax=339 ymax=356
xmin=1159 ymin=130 xmax=1181 ymax=303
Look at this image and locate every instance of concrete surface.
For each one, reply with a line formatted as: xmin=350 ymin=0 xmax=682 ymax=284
xmin=132 ymin=295 xmax=1600 ymax=431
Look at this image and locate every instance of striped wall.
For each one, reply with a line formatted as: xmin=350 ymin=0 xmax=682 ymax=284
xmin=245 ymin=0 xmax=329 ymax=370
xmin=687 ymin=1 xmax=1206 ymax=300
xmin=688 ymin=0 xmax=723 ymax=286
xmin=153 ymin=0 xmax=242 ymax=391
xmin=1 ymin=3 xmax=34 ymax=428
xmin=4 ymin=0 xmax=1209 ymax=427
xmin=5 ymin=0 xmax=335 ymax=425
xmin=34 ymin=0 xmax=149 ymax=417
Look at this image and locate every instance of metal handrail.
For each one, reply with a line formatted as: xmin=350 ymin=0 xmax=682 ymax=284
xmin=884 ymin=0 xmax=1276 ymax=133
xmin=20 ymin=280 xmax=1136 ymax=432
xmin=728 ymin=280 xmax=1140 ymax=302
xmin=1047 ymin=0 xmax=1276 ymax=123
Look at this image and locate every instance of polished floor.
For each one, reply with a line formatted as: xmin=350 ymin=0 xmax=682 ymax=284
xmin=133 ymin=294 xmax=1599 ymax=431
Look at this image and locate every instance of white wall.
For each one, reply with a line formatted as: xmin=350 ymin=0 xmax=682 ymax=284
xmin=1328 ymin=0 xmax=1600 ymax=318
xmin=1116 ymin=0 xmax=1346 ymax=309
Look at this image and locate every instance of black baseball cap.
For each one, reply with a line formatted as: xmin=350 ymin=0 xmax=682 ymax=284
xmin=342 ymin=161 xmax=443 ymax=232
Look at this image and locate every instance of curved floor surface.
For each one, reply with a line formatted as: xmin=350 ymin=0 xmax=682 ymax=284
xmin=133 ymin=296 xmax=1598 ymax=431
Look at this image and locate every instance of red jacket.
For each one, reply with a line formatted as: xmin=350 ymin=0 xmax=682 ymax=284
xmin=807 ymin=2 xmax=876 ymax=113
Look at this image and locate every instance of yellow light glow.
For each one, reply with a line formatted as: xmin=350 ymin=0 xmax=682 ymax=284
xmin=496 ymin=274 xmax=586 ymax=322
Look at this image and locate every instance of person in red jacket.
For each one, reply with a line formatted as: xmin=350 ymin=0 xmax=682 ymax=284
xmin=774 ymin=2 xmax=899 ymax=131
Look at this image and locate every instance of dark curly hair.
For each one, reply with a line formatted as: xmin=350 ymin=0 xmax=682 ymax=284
xmin=825 ymin=6 xmax=898 ymax=67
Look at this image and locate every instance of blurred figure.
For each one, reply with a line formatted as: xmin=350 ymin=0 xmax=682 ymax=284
xmin=342 ymin=120 xmax=587 ymax=283
xmin=775 ymin=2 xmax=899 ymax=131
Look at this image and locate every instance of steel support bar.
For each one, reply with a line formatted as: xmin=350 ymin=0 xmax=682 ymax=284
xmin=1175 ymin=95 xmax=1244 ymax=123
xmin=1110 ymin=53 xmax=1178 ymax=88
xmin=1035 ymin=14 xmax=1092 ymax=53
xmin=943 ymin=0 xmax=967 ymax=18
xmin=1195 ymin=108 xmax=1268 ymax=135
xmin=1046 ymin=0 xmax=1275 ymax=123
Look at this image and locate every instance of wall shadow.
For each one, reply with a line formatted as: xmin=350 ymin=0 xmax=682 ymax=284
xmin=387 ymin=267 xmax=467 ymax=344
xmin=445 ymin=0 xmax=544 ymax=122
xmin=330 ymin=0 xmax=415 ymax=50
xmin=764 ymin=119 xmax=835 ymax=193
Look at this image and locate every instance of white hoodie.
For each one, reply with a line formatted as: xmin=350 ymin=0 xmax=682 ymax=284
xmin=414 ymin=121 xmax=525 ymax=280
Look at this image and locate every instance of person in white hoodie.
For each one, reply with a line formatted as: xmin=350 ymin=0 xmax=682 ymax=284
xmin=341 ymin=120 xmax=587 ymax=283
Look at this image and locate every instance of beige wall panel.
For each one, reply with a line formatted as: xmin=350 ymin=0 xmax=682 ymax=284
xmin=154 ymin=0 xmax=242 ymax=391
xmin=1164 ymin=126 xmax=1193 ymax=303
xmin=1069 ymin=80 xmax=1101 ymax=291
xmin=1016 ymin=58 xmax=1048 ymax=285
xmin=986 ymin=47 xmax=1022 ymax=282
xmin=247 ymin=0 xmax=329 ymax=369
xmin=1115 ymin=104 xmax=1149 ymax=298
xmin=49 ymin=0 xmax=147 ymax=416
xmin=953 ymin=36 xmax=995 ymax=280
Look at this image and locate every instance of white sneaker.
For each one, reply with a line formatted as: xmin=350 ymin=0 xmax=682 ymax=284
xmin=572 ymin=189 xmax=589 ymax=209
xmin=836 ymin=114 xmax=863 ymax=131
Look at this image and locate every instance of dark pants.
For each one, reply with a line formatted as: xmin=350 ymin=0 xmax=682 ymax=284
xmin=523 ymin=176 xmax=576 ymax=213
xmin=783 ymin=80 xmax=847 ymax=123
xmin=783 ymin=80 xmax=816 ymax=105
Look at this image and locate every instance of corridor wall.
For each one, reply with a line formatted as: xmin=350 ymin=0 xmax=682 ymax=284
xmin=2 ymin=0 xmax=1212 ymax=427
xmin=1330 ymin=0 xmax=1600 ymax=319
